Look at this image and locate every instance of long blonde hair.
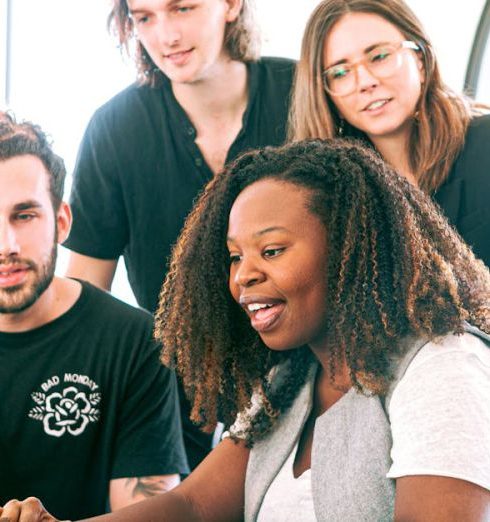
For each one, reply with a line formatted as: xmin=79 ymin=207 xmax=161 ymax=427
xmin=289 ymin=0 xmax=476 ymax=192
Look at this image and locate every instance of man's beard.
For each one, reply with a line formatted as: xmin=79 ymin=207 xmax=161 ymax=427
xmin=0 ymin=243 xmax=57 ymax=314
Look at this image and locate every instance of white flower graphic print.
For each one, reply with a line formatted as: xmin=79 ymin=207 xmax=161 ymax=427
xmin=28 ymin=375 xmax=101 ymax=437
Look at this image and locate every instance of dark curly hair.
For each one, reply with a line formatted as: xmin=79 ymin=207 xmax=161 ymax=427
xmin=0 ymin=111 xmax=66 ymax=210
xmin=108 ymin=0 xmax=260 ymax=86
xmin=155 ymin=139 xmax=490 ymax=444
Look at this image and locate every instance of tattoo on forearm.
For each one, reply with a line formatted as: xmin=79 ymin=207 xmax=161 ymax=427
xmin=125 ymin=476 xmax=174 ymax=498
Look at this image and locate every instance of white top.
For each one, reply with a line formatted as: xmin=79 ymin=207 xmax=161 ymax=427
xmin=257 ymin=442 xmax=317 ymax=522
xmin=387 ymin=332 xmax=490 ymax=489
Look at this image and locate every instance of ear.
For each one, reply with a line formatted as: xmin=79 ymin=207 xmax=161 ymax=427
xmin=56 ymin=201 xmax=72 ymax=244
xmin=224 ymin=0 xmax=243 ymax=23
xmin=416 ymin=52 xmax=425 ymax=84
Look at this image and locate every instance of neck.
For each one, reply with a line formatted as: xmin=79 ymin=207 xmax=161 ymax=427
xmin=171 ymin=58 xmax=248 ymax=131
xmin=0 ymin=277 xmax=81 ymax=333
xmin=370 ymin=128 xmax=418 ymax=187
xmin=309 ymin=343 xmax=352 ymax=414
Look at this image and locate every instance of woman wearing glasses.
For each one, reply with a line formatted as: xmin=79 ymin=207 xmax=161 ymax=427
xmin=290 ymin=0 xmax=490 ymax=267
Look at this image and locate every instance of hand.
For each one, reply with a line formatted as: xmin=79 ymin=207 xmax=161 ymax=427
xmin=0 ymin=497 xmax=60 ymax=522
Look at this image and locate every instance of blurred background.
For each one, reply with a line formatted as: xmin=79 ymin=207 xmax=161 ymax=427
xmin=1 ymin=0 xmax=489 ymax=304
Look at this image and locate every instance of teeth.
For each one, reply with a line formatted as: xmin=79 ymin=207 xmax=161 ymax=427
xmin=367 ymin=99 xmax=388 ymax=110
xmin=248 ymin=303 xmax=271 ymax=312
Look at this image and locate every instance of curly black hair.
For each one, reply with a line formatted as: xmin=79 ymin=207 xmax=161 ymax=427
xmin=155 ymin=139 xmax=490 ymax=444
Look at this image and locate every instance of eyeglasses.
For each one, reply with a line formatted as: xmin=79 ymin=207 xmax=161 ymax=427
xmin=322 ymin=40 xmax=420 ymax=97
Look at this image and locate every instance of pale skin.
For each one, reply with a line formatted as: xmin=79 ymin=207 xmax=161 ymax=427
xmin=3 ymin=179 xmax=490 ymax=520
xmin=323 ymin=12 xmax=425 ymax=186
xmin=66 ymin=0 xmax=247 ymax=289
xmin=0 ymin=155 xmax=180 ymax=511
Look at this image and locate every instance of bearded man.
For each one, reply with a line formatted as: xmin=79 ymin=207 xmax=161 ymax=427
xmin=0 ymin=112 xmax=188 ymax=521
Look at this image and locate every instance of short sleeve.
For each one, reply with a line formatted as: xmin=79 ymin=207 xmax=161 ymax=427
xmin=111 ymin=340 xmax=189 ymax=478
xmin=64 ymin=108 xmax=129 ymax=260
xmin=387 ymin=333 xmax=490 ymax=490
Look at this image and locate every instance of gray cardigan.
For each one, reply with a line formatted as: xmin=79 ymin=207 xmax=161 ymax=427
xmin=244 ymin=325 xmax=490 ymax=521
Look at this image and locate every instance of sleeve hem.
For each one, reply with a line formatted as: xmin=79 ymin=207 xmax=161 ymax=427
xmin=387 ymin=468 xmax=490 ymax=491
xmin=111 ymin=463 xmax=190 ymax=479
xmin=63 ymin=237 xmax=122 ymax=260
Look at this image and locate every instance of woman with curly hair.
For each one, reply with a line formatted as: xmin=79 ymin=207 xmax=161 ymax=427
xmin=289 ymin=0 xmax=490 ymax=267
xmin=3 ymin=140 xmax=490 ymax=520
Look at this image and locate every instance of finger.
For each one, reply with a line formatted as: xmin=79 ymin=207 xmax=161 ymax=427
xmin=18 ymin=497 xmax=57 ymax=522
xmin=0 ymin=497 xmax=58 ymax=522
xmin=0 ymin=498 xmax=22 ymax=521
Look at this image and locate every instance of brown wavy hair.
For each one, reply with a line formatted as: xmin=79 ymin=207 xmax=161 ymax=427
xmin=288 ymin=0 xmax=481 ymax=193
xmin=155 ymin=139 xmax=490 ymax=444
xmin=108 ymin=0 xmax=260 ymax=86
xmin=0 ymin=111 xmax=66 ymax=210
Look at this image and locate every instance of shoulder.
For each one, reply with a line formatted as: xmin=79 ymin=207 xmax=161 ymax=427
xmin=452 ymin=113 xmax=490 ymax=172
xmin=88 ymin=81 xmax=164 ymax=130
xmin=387 ymin=332 xmax=490 ymax=489
xmin=77 ymin=280 xmax=154 ymax=330
xmin=388 ymin=331 xmax=490 ymax=426
xmin=253 ymin=56 xmax=296 ymax=85
xmin=405 ymin=331 xmax=490 ymax=372
xmin=256 ymin=56 xmax=296 ymax=72
xmin=466 ymin=112 xmax=490 ymax=137
xmin=393 ymin=332 xmax=490 ymax=398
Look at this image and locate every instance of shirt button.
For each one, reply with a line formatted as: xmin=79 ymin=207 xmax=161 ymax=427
xmin=187 ymin=127 xmax=195 ymax=136
xmin=195 ymin=158 xmax=203 ymax=167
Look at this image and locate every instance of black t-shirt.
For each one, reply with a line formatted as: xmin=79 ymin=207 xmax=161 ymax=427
xmin=65 ymin=57 xmax=295 ymax=314
xmin=0 ymin=281 xmax=188 ymax=520
xmin=64 ymin=57 xmax=295 ymax=469
xmin=433 ymin=113 xmax=490 ymax=267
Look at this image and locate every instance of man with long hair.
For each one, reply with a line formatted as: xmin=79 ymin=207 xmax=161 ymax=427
xmin=63 ymin=0 xmax=295 ymax=468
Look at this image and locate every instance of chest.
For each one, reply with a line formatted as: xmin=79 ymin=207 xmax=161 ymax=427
xmin=194 ymin=116 xmax=244 ymax=175
xmin=245 ymin=385 xmax=396 ymax=521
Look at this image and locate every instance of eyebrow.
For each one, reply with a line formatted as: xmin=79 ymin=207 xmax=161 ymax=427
xmin=129 ymin=0 xmax=183 ymax=14
xmin=327 ymin=41 xmax=392 ymax=68
xmin=13 ymin=200 xmax=43 ymax=211
xmin=227 ymin=226 xmax=290 ymax=242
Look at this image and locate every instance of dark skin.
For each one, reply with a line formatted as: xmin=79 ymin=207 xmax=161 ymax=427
xmin=2 ymin=180 xmax=490 ymax=521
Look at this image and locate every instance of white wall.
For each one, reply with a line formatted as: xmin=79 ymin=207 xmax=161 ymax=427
xmin=0 ymin=0 xmax=8 ymax=105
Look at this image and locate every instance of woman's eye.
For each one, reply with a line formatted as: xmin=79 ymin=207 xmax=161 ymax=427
xmin=229 ymin=254 xmax=242 ymax=265
xmin=370 ymin=49 xmax=391 ymax=62
xmin=176 ymin=6 xmax=193 ymax=13
xmin=135 ymin=15 xmax=149 ymax=24
xmin=263 ymin=247 xmax=285 ymax=258
xmin=331 ymin=66 xmax=351 ymax=80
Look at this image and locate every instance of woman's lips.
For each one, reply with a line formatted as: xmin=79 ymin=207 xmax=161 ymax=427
xmin=362 ymin=98 xmax=392 ymax=113
xmin=250 ymin=303 xmax=286 ymax=333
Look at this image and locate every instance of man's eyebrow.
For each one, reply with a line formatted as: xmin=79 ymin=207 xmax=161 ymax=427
xmin=327 ymin=41 xmax=392 ymax=68
xmin=129 ymin=0 xmax=182 ymax=15
xmin=13 ymin=200 xmax=43 ymax=211
xmin=227 ymin=226 xmax=289 ymax=242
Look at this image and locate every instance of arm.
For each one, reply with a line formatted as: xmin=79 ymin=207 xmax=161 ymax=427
xmin=389 ymin=334 xmax=490 ymax=521
xmin=109 ymin=474 xmax=180 ymax=510
xmin=0 ymin=438 xmax=249 ymax=522
xmin=65 ymin=251 xmax=117 ymax=291
xmin=395 ymin=475 xmax=490 ymax=521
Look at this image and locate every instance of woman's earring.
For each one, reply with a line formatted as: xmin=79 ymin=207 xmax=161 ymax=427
xmin=338 ymin=118 xmax=345 ymax=136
